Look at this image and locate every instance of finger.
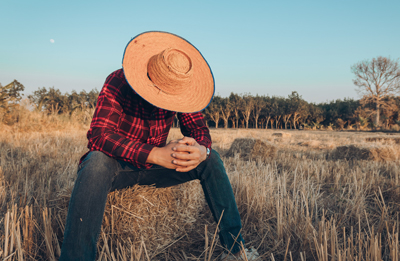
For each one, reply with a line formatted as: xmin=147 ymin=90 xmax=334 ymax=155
xmin=172 ymin=152 xmax=200 ymax=160
xmin=172 ymin=159 xmax=198 ymax=167
xmin=173 ymin=145 xmax=198 ymax=153
xmin=168 ymin=139 xmax=179 ymax=144
xmin=177 ymin=141 xmax=192 ymax=146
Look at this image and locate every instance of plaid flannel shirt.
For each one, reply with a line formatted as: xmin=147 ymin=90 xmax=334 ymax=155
xmin=81 ymin=69 xmax=212 ymax=169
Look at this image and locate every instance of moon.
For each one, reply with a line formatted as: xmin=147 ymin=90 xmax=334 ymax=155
xmin=50 ymin=39 xmax=55 ymax=43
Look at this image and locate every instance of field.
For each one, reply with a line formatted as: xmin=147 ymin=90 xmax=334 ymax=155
xmin=1 ymin=117 xmax=400 ymax=260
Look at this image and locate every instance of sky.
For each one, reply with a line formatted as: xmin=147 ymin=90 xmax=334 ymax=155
xmin=1 ymin=0 xmax=399 ymax=104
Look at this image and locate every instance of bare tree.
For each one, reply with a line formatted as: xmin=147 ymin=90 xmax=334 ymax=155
xmin=352 ymin=56 xmax=400 ymax=127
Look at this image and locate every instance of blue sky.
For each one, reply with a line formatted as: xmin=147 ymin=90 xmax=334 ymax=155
xmin=1 ymin=0 xmax=399 ymax=103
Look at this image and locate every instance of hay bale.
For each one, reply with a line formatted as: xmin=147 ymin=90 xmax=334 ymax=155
xmin=330 ymin=145 xmax=372 ymax=161
xmin=329 ymin=145 xmax=399 ymax=162
xmin=101 ymin=181 xmax=207 ymax=257
xmin=225 ymin=138 xmax=277 ymax=161
xmin=272 ymin=133 xmax=291 ymax=138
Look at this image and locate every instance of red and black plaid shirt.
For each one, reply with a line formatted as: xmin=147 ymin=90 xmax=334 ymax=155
xmin=81 ymin=69 xmax=212 ymax=169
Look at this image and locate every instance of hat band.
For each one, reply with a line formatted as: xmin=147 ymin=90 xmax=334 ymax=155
xmin=147 ymin=48 xmax=193 ymax=95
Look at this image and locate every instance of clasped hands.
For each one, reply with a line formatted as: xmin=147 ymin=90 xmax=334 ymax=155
xmin=146 ymin=137 xmax=207 ymax=172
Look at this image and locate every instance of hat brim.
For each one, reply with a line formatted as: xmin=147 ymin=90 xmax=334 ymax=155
xmin=122 ymin=31 xmax=215 ymax=113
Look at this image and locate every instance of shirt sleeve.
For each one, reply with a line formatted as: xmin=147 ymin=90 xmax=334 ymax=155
xmin=87 ymin=72 xmax=154 ymax=168
xmin=177 ymin=112 xmax=212 ymax=150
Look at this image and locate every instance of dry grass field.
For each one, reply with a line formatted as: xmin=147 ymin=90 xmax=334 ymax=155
xmin=1 ymin=113 xmax=400 ymax=260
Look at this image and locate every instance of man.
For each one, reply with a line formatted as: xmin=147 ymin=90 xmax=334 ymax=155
xmin=60 ymin=31 xmax=259 ymax=260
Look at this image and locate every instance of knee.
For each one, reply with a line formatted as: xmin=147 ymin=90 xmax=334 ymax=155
xmin=80 ymin=151 xmax=116 ymax=170
xmin=76 ymin=151 xmax=117 ymax=186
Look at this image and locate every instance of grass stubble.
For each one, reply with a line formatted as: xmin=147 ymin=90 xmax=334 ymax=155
xmin=0 ymin=113 xmax=400 ymax=260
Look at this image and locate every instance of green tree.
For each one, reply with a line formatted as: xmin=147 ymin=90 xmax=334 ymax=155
xmin=45 ymin=87 xmax=68 ymax=114
xmin=205 ymin=95 xmax=222 ymax=128
xmin=282 ymin=97 xmax=292 ymax=129
xmin=305 ymin=104 xmax=323 ymax=129
xmin=28 ymin=87 xmax=71 ymax=114
xmin=0 ymin=80 xmax=25 ymax=112
xmin=251 ymin=95 xmax=265 ymax=129
xmin=28 ymin=87 xmax=49 ymax=112
xmin=319 ymin=98 xmax=359 ymax=128
xmin=0 ymin=80 xmax=25 ymax=123
xmin=229 ymin=93 xmax=242 ymax=128
xmin=288 ymin=91 xmax=308 ymax=129
xmin=220 ymin=97 xmax=232 ymax=128
xmin=242 ymin=94 xmax=253 ymax=129
xmin=274 ymin=97 xmax=286 ymax=129
xmin=261 ymin=96 xmax=273 ymax=129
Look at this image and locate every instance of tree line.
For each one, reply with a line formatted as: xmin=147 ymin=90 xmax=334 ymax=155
xmin=204 ymin=92 xmax=400 ymax=130
xmin=0 ymin=82 xmax=99 ymax=124
xmin=204 ymin=92 xmax=367 ymax=130
xmin=1 ymin=85 xmax=399 ymax=131
xmin=27 ymin=87 xmax=99 ymax=115
xmin=1 ymin=56 xmax=399 ymax=130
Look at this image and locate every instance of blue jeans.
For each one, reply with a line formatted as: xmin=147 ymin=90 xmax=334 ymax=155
xmin=59 ymin=149 xmax=245 ymax=260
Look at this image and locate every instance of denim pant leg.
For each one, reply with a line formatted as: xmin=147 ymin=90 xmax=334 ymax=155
xmin=193 ymin=150 xmax=245 ymax=254
xmin=59 ymin=151 xmax=120 ymax=261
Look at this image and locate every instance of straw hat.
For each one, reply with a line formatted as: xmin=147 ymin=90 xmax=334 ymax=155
xmin=122 ymin=31 xmax=215 ymax=113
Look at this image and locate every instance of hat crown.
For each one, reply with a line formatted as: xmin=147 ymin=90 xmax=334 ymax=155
xmin=165 ymin=49 xmax=192 ymax=74
xmin=147 ymin=48 xmax=193 ymax=95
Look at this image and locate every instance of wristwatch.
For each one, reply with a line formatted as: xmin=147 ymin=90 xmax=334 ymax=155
xmin=206 ymin=148 xmax=211 ymax=158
